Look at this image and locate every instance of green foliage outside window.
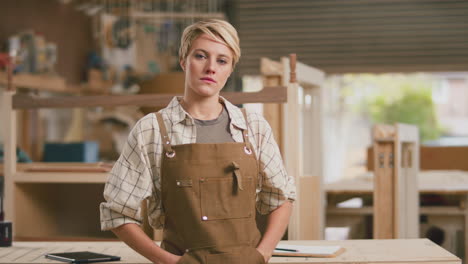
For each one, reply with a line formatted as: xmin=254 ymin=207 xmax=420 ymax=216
xmin=341 ymin=74 xmax=444 ymax=142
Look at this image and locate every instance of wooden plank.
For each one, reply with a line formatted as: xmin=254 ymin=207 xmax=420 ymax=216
xmin=14 ymin=172 xmax=108 ymax=184
xmin=0 ymin=239 xmax=460 ymax=263
xmin=282 ymin=55 xmax=302 ymax=240
xmin=260 ymin=60 xmax=284 ymax=157
xmin=12 ymin=86 xmax=287 ymax=109
xmin=373 ymin=142 xmax=395 ymax=239
xmin=22 ymin=162 xmax=112 ymax=173
xmin=2 ymin=91 xmax=16 ymax=232
xmin=0 ymin=73 xmax=70 ymax=93
xmin=298 ymin=176 xmax=323 ymax=239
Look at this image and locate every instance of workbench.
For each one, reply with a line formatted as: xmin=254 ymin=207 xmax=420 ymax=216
xmin=0 ymin=239 xmax=460 ymax=263
xmin=326 ymin=170 xmax=468 ymax=261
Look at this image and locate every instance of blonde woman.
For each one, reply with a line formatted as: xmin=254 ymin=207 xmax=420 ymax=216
xmin=100 ymin=19 xmax=296 ymax=264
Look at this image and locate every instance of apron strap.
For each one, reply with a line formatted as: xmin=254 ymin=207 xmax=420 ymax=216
xmin=240 ymin=108 xmax=252 ymax=148
xmin=156 ymin=112 xmax=174 ymax=154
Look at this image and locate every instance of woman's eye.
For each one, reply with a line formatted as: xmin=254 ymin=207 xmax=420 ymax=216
xmin=218 ymin=59 xmax=227 ymax=65
xmin=195 ymin=53 xmax=206 ymax=59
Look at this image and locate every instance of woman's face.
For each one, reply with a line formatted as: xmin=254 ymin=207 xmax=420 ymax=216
xmin=181 ymin=33 xmax=233 ymax=100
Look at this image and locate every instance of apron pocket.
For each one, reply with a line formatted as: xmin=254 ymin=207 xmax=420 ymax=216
xmin=200 ymin=177 xmax=254 ymax=221
xmin=206 ymin=252 xmax=241 ymax=263
xmin=205 ymin=248 xmax=266 ymax=264
xmin=251 ymin=248 xmax=267 ymax=264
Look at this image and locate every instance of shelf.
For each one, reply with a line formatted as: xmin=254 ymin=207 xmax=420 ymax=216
xmin=0 ymin=72 xmax=73 ymax=93
xmin=12 ymin=86 xmax=287 ymax=109
xmin=14 ymin=171 xmax=108 ymax=183
xmin=0 ymin=72 xmax=109 ymax=94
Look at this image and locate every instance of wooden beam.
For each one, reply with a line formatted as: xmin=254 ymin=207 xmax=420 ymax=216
xmin=373 ymin=140 xmax=395 ymax=238
xmin=2 ymin=91 xmax=16 ymax=231
xmin=12 ymin=86 xmax=287 ymax=109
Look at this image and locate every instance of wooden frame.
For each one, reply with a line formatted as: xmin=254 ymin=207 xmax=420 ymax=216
xmin=372 ymin=123 xmax=419 ymax=239
xmin=261 ymin=55 xmax=326 ymax=240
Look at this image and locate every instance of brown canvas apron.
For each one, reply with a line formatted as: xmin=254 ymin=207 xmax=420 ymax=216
xmin=156 ymin=110 xmax=265 ymax=264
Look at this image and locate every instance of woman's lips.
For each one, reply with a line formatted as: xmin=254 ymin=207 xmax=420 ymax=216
xmin=200 ymin=77 xmax=216 ymax=83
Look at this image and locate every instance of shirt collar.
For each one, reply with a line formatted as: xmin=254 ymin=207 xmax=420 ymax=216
xmin=221 ymin=96 xmax=247 ymax=130
xmin=167 ymin=96 xmax=247 ymax=130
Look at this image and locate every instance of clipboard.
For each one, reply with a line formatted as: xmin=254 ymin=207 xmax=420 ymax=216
xmin=273 ymin=244 xmax=345 ymax=258
xmin=45 ymin=251 xmax=121 ymax=263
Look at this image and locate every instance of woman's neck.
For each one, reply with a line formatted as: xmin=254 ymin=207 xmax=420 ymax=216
xmin=180 ymin=96 xmax=223 ymax=120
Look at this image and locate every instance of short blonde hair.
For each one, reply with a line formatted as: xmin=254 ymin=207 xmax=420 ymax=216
xmin=179 ymin=19 xmax=241 ymax=68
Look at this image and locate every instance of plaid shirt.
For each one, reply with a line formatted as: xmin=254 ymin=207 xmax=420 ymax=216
xmin=100 ymin=96 xmax=296 ymax=231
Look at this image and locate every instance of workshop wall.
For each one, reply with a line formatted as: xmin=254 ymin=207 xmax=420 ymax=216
xmin=0 ymin=0 xmax=95 ymax=84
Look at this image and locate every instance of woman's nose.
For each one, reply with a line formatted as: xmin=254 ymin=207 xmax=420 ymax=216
xmin=204 ymin=58 xmax=216 ymax=74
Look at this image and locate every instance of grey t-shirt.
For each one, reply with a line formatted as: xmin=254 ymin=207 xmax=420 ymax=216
xmin=194 ymin=106 xmax=235 ymax=143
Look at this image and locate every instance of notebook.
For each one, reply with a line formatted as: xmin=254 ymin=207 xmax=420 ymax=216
xmin=273 ymin=243 xmax=345 ymax=258
xmin=45 ymin=251 xmax=121 ymax=263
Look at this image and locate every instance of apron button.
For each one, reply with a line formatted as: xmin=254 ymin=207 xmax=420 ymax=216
xmin=176 ymin=181 xmax=181 ymax=186
xmin=244 ymin=146 xmax=252 ymax=155
xmin=185 ymin=249 xmax=190 ymax=253
xmin=202 ymin=216 xmax=208 ymax=221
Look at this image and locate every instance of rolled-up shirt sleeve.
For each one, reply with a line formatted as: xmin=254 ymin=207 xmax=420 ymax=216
xmin=251 ymin=113 xmax=297 ymax=215
xmin=100 ymin=121 xmax=153 ymax=231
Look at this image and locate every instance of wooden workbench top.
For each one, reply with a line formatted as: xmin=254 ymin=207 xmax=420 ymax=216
xmin=0 ymin=239 xmax=460 ymax=263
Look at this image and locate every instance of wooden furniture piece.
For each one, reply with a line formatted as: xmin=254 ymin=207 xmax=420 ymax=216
xmin=373 ymin=124 xmax=419 ymax=239
xmin=260 ymin=56 xmax=326 ymax=240
xmin=1 ymin=56 xmax=293 ymax=241
xmin=0 ymin=239 xmax=460 ymax=263
xmin=326 ymin=146 xmax=468 ymax=261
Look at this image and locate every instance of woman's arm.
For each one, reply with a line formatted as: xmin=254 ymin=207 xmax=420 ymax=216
xmin=112 ymin=223 xmax=181 ymax=264
xmin=256 ymin=201 xmax=293 ymax=263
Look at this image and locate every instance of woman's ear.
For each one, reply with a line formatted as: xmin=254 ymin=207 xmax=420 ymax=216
xmin=180 ymin=59 xmax=186 ymax=72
